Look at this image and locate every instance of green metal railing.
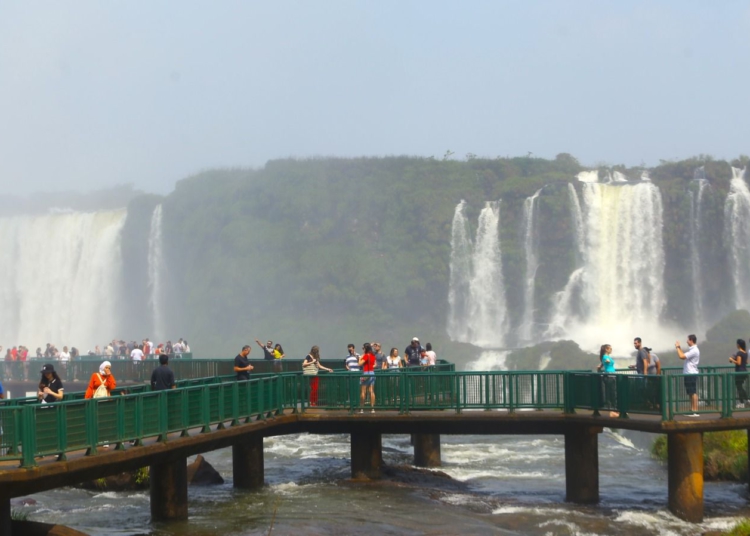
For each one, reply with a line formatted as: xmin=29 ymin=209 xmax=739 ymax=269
xmin=0 ymin=358 xmax=454 ymax=383
xmin=4 ymin=367 xmax=750 ymax=468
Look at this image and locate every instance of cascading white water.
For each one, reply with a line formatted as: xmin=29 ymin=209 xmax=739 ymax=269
xmin=447 ymin=201 xmax=509 ymax=348
xmin=0 ymin=210 xmax=126 ymax=351
xmin=467 ymin=201 xmax=508 ymax=347
xmin=147 ymin=204 xmax=165 ymax=342
xmin=689 ymin=169 xmax=709 ymax=327
xmin=447 ymin=200 xmax=472 ymax=341
xmin=724 ymin=167 xmax=750 ymax=310
xmin=568 ymin=183 xmax=585 ymax=261
xmin=519 ymin=189 xmax=542 ymax=342
xmin=575 ymin=182 xmax=667 ymax=346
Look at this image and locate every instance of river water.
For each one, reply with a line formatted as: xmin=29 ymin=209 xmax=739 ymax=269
xmin=14 ymin=426 xmax=749 ymax=535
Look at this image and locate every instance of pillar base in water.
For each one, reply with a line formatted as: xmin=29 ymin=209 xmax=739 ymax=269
xmin=668 ymin=432 xmax=703 ymax=523
xmin=233 ymin=433 xmax=264 ymax=489
xmin=150 ymin=455 xmax=188 ymax=521
xmin=565 ymin=425 xmax=600 ymax=504
xmin=414 ymin=434 xmax=441 ymax=467
xmin=351 ymin=432 xmax=382 ymax=479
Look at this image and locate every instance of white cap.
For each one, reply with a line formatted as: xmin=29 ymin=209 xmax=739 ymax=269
xmin=412 ymin=337 xmax=419 ymax=342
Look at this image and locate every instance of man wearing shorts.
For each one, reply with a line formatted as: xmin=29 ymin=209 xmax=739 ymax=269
xmin=676 ymin=334 xmax=700 ymax=416
xmin=358 ymin=343 xmax=376 ymax=414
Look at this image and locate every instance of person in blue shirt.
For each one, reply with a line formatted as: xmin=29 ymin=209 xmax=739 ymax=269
xmin=598 ymin=344 xmax=619 ymax=417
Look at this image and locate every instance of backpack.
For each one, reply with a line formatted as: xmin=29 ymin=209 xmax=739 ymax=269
xmin=93 ymin=374 xmax=109 ymax=398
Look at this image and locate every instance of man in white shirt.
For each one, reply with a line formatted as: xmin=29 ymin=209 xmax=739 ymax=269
xmin=676 ymin=334 xmax=700 ymax=416
xmin=131 ymin=345 xmax=145 ymax=364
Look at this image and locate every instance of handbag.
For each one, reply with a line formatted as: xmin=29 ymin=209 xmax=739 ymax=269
xmin=93 ymin=374 xmax=109 ymax=398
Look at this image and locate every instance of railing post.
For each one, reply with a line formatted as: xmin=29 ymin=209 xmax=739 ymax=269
xmin=56 ymin=404 xmax=68 ymax=460
xmin=20 ymin=406 xmax=37 ymax=468
xmin=455 ymin=373 xmax=461 ymax=414
xmin=660 ymin=373 xmax=668 ymax=421
xmin=617 ymin=374 xmax=629 ymax=419
xmin=508 ymin=373 xmax=514 ymax=414
xmin=563 ymin=372 xmax=573 ymax=414
xmin=85 ymin=399 xmax=98 ymax=456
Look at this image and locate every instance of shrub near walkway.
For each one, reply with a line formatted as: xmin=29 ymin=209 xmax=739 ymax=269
xmin=652 ymin=431 xmax=748 ymax=481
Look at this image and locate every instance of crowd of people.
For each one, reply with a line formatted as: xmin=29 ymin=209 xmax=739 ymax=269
xmin=597 ymin=333 xmax=750 ymax=417
xmin=1 ymin=337 xmax=191 ymax=364
xmin=235 ymin=336 xmax=439 ymax=412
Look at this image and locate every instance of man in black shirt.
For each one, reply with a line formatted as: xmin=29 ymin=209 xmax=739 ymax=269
xmin=405 ymin=337 xmax=424 ymax=367
xmin=632 ymin=337 xmax=650 ymax=374
xmin=151 ymin=354 xmax=176 ymax=391
xmin=234 ymin=345 xmax=254 ymax=380
xmin=255 ymin=338 xmax=275 ymax=360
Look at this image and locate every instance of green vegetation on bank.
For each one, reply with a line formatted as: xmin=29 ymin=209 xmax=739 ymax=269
xmin=652 ymin=430 xmax=748 ymax=481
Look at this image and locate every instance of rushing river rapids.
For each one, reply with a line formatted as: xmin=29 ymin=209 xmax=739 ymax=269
xmin=14 ymin=429 xmax=750 ymax=535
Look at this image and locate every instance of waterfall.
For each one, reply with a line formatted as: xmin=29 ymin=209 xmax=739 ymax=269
xmin=689 ymin=169 xmax=709 ymax=327
xmin=0 ymin=210 xmax=126 ymax=351
xmin=467 ymin=201 xmax=508 ymax=347
xmin=447 ymin=200 xmax=508 ymax=348
xmin=577 ymin=182 xmax=666 ymax=344
xmin=568 ymin=183 xmax=585 ymax=261
xmin=519 ymin=189 xmax=543 ymax=342
xmin=724 ymin=167 xmax=750 ymax=310
xmin=545 ymin=185 xmax=586 ymax=338
xmin=147 ymin=204 xmax=165 ymax=342
xmin=447 ymin=200 xmax=472 ymax=341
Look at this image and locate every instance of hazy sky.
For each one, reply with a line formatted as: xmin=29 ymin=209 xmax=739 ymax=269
xmin=1 ymin=1 xmax=748 ymax=196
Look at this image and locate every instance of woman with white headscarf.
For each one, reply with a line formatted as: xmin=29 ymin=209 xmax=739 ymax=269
xmin=84 ymin=361 xmax=117 ymax=399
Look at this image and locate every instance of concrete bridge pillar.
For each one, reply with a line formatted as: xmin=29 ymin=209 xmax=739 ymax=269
xmin=668 ymin=432 xmax=703 ymax=523
xmin=233 ymin=433 xmax=264 ymax=489
xmin=0 ymin=495 xmax=10 ymax=536
xmin=150 ymin=455 xmax=188 ymax=521
xmin=565 ymin=425 xmax=600 ymax=504
xmin=351 ymin=432 xmax=382 ymax=479
xmin=414 ymin=434 xmax=441 ymax=467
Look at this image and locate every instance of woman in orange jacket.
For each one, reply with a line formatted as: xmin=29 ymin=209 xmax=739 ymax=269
xmin=84 ymin=361 xmax=117 ymax=399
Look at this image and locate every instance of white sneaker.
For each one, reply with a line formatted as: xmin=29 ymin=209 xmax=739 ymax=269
xmin=736 ymin=403 xmax=744 ymax=409
xmin=358 ymin=409 xmax=363 ymax=414
xmin=371 ymin=409 xmax=375 ymax=414
xmin=686 ymin=413 xmax=700 ymax=417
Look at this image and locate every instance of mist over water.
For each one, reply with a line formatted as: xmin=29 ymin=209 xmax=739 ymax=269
xmin=0 ymin=210 xmax=126 ymax=351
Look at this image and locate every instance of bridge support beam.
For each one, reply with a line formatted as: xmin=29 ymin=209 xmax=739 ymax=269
xmin=414 ymin=434 xmax=441 ymax=467
xmin=565 ymin=425 xmax=600 ymax=504
xmin=150 ymin=455 xmax=188 ymax=521
xmin=0 ymin=495 xmax=10 ymax=536
xmin=233 ymin=433 xmax=264 ymax=489
xmin=351 ymin=432 xmax=382 ymax=479
xmin=668 ymin=432 xmax=703 ymax=523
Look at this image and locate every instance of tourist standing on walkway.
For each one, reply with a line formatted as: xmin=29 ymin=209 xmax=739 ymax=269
xmin=151 ymin=354 xmax=176 ymax=390
xmin=405 ymin=337 xmax=424 ymax=367
xmin=359 ymin=343 xmax=376 ymax=413
xmin=729 ymin=339 xmax=748 ymax=407
xmin=273 ymin=344 xmax=285 ymax=359
xmin=599 ymin=344 xmax=619 ymax=417
xmin=84 ymin=361 xmax=116 ymax=399
xmin=345 ymin=344 xmax=360 ymax=371
xmin=234 ymin=345 xmax=254 ymax=380
xmin=676 ymin=334 xmax=700 ymax=416
xmin=631 ymin=338 xmax=650 ymax=374
xmin=255 ymin=339 xmax=275 ymax=361
xmin=372 ymin=342 xmax=386 ymax=370
xmin=645 ymin=348 xmax=661 ymax=375
xmin=384 ymin=348 xmax=403 ymax=369
xmin=37 ymin=364 xmax=64 ymax=403
xmin=130 ymin=345 xmax=144 ymax=365
xmin=424 ymin=343 xmax=437 ymax=367
xmin=303 ymin=346 xmax=332 ymax=406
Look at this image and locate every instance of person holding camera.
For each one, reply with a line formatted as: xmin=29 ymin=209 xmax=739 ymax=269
xmin=676 ymin=334 xmax=700 ymax=416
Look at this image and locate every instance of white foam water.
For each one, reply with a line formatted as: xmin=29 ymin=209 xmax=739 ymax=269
xmin=147 ymin=204 xmax=165 ymax=342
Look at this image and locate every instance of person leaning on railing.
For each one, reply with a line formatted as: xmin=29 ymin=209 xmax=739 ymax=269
xmin=729 ymin=338 xmax=748 ymax=408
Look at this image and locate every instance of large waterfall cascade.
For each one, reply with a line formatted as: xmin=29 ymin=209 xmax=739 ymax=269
xmin=147 ymin=204 xmax=166 ymax=343
xmin=519 ymin=189 xmax=543 ymax=342
xmin=0 ymin=210 xmax=127 ymax=351
xmin=447 ymin=200 xmax=509 ymax=348
xmin=724 ymin=167 xmax=750 ymax=311
xmin=451 ymin=174 xmax=671 ymax=353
